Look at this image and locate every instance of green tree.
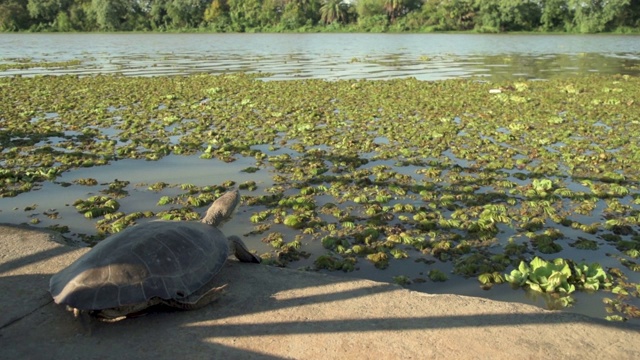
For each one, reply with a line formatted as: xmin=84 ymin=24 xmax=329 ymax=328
xmin=55 ymin=8 xmax=72 ymax=30
xmin=421 ymin=0 xmax=476 ymax=31
xmin=381 ymin=0 xmax=420 ymax=22
xmin=203 ymin=0 xmax=231 ymax=30
xmin=383 ymin=0 xmax=401 ymax=21
xmin=66 ymin=0 xmax=94 ymax=30
xmin=204 ymin=0 xmax=228 ymax=22
xmin=148 ymin=0 xmax=170 ymax=29
xmin=228 ymin=0 xmax=264 ymax=31
xmin=166 ymin=0 xmax=208 ymax=28
xmin=570 ymin=0 xmax=631 ymax=33
xmin=90 ymin=0 xmax=135 ymax=30
xmin=280 ymin=1 xmax=306 ymax=28
xmin=355 ymin=0 xmax=384 ymax=17
xmin=474 ymin=0 xmax=539 ymax=32
xmin=614 ymin=0 xmax=640 ymax=29
xmin=259 ymin=0 xmax=281 ymax=28
xmin=0 ymin=0 xmax=31 ymax=30
xmin=295 ymin=0 xmax=322 ymax=24
xmin=276 ymin=0 xmax=321 ymax=28
xmin=320 ymin=0 xmax=349 ymax=24
xmin=27 ymin=0 xmax=72 ymax=26
xmin=498 ymin=0 xmax=540 ymax=31
xmin=472 ymin=0 xmax=500 ymax=31
xmin=354 ymin=0 xmax=388 ymax=30
xmin=540 ymin=0 xmax=572 ymax=31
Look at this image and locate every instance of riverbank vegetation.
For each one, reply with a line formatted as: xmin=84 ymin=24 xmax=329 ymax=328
xmin=1 ymin=0 xmax=639 ymax=33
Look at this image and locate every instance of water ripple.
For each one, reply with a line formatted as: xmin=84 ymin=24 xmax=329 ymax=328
xmin=2 ymin=33 xmax=640 ymax=80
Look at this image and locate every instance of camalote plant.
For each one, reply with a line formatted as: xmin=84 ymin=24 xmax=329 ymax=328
xmin=5 ymin=73 xmax=640 ymax=321
xmin=505 ymin=257 xmax=611 ymax=298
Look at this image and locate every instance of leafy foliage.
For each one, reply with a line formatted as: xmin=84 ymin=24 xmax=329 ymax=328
xmin=2 ymin=0 xmax=640 ymax=32
xmin=506 ymin=257 xmax=611 ymax=300
xmin=3 ymin=72 xmax=640 ymax=321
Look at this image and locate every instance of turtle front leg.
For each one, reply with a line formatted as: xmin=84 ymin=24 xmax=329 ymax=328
xmin=163 ymin=284 xmax=228 ymax=310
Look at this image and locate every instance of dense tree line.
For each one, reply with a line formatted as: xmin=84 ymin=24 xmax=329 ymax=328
xmin=1 ymin=0 xmax=639 ymax=33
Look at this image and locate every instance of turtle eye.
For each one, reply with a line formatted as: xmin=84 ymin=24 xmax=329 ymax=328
xmin=176 ymin=291 xmax=185 ymax=297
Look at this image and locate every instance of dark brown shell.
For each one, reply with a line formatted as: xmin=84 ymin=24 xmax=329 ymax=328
xmin=49 ymin=221 xmax=229 ymax=310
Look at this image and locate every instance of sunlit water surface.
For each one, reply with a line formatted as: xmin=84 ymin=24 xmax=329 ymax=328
xmin=2 ymin=33 xmax=640 ymax=80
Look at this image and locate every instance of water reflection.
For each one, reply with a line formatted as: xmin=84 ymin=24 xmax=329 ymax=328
xmin=2 ymin=33 xmax=640 ymax=80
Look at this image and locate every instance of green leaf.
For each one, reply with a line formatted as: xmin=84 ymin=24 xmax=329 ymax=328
xmin=505 ymin=269 xmax=525 ymax=285
xmin=528 ymin=282 xmax=543 ymax=293
xmin=478 ymin=273 xmax=493 ymax=285
xmin=518 ymin=260 xmax=530 ymax=274
xmin=612 ymin=286 xmax=628 ymax=295
xmin=605 ymin=315 xmax=627 ymax=322
xmin=530 ymin=257 xmax=547 ymax=270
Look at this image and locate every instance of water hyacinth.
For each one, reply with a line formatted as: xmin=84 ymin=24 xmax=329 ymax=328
xmin=2 ymin=73 xmax=640 ymax=322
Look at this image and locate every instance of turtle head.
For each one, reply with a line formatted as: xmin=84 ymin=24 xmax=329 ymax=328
xmin=201 ymin=189 xmax=240 ymax=227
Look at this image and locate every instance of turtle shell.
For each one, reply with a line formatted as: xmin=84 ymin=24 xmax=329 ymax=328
xmin=49 ymin=221 xmax=229 ymax=311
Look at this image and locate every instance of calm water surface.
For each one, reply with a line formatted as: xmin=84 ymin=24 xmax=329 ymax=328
xmin=1 ymin=33 xmax=640 ymax=80
xmin=2 ymin=33 xmax=640 ymax=321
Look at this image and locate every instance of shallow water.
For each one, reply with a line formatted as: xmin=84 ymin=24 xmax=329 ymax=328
xmin=1 ymin=149 xmax=636 ymax=321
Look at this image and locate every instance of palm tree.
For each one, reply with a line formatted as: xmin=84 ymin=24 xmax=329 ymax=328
xmin=383 ymin=0 xmax=402 ymax=21
xmin=320 ymin=0 xmax=348 ymax=24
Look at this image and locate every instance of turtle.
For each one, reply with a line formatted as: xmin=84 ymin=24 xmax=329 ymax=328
xmin=49 ymin=188 xmax=260 ymax=321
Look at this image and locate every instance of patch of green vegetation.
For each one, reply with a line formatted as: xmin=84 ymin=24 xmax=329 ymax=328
xmin=393 ymin=275 xmax=412 ymax=286
xmin=0 ymin=60 xmax=81 ymax=71
xmin=314 ymin=254 xmax=356 ymax=272
xmin=3 ymin=73 xmax=640 ymax=321
xmin=506 ymin=257 xmax=611 ymax=307
xmin=569 ymin=237 xmax=599 ymax=250
xmin=73 ymin=196 xmax=120 ymax=219
xmin=428 ymin=269 xmax=448 ymax=282
xmin=73 ymin=178 xmax=98 ymax=186
xmin=453 ymin=252 xmax=510 ymax=277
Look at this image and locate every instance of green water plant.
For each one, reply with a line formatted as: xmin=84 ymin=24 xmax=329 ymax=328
xmin=4 ymin=73 xmax=640 ymax=322
xmin=428 ymin=269 xmax=448 ymax=282
xmin=73 ymin=196 xmax=120 ymax=219
xmin=314 ymin=254 xmax=356 ymax=272
xmin=569 ymin=237 xmax=599 ymax=250
xmin=506 ymin=257 xmax=611 ymax=300
xmin=506 ymin=257 xmax=575 ymax=294
xmin=367 ymin=252 xmax=389 ymax=269
xmin=393 ymin=275 xmax=412 ymax=286
xmin=0 ymin=60 xmax=81 ymax=71
xmin=73 ymin=178 xmax=98 ymax=186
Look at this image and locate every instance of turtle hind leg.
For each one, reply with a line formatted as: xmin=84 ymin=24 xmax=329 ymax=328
xmin=68 ymin=307 xmax=94 ymax=334
xmin=228 ymin=235 xmax=261 ymax=263
xmin=163 ymin=284 xmax=228 ymax=310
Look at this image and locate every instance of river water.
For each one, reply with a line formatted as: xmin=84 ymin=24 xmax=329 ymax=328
xmin=2 ymin=33 xmax=640 ymax=80
xmin=2 ymin=33 xmax=640 ymax=321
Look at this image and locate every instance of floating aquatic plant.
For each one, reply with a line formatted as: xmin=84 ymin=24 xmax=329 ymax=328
xmin=569 ymin=237 xmax=599 ymax=250
xmin=314 ymin=254 xmax=355 ymax=272
xmin=73 ymin=178 xmax=98 ymax=186
xmin=73 ymin=196 xmax=120 ymax=219
xmin=505 ymin=257 xmax=611 ymax=303
xmin=393 ymin=275 xmax=411 ymax=286
xmin=428 ymin=269 xmax=448 ymax=282
xmin=3 ymin=73 xmax=640 ymax=322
